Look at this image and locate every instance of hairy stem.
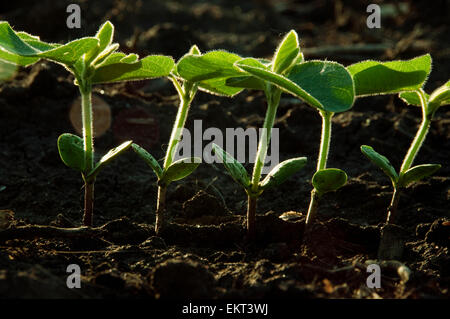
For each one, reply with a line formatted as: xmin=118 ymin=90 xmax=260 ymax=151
xmin=246 ymin=87 xmax=281 ymax=237
xmin=251 ymin=88 xmax=282 ymax=190
xmin=164 ymin=93 xmax=192 ymax=168
xmin=305 ymin=189 xmax=319 ymax=226
xmin=316 ymin=111 xmax=332 ymax=171
xmin=156 ymin=79 xmax=196 ymax=232
xmin=155 ymin=186 xmax=166 ymax=235
xmin=386 ymin=187 xmax=401 ymax=225
xmin=399 ymin=114 xmax=431 ymax=174
xmin=305 ymin=111 xmax=333 ymax=226
xmin=386 ymin=89 xmax=431 ymax=227
xmin=80 ymin=84 xmax=95 ymax=226
xmin=247 ymin=195 xmax=257 ymax=240
xmin=83 ymin=182 xmax=94 ymax=227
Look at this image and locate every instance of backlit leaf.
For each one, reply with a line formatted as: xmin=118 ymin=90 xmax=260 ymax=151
xmin=398 ymin=164 xmax=441 ymax=188
xmin=259 ymin=157 xmax=307 ymax=190
xmin=131 ymin=143 xmax=163 ymax=179
xmin=361 ymin=145 xmax=398 ymax=185
xmin=347 ymin=54 xmax=432 ymax=97
xmin=312 ymin=168 xmax=347 ymax=194
xmin=212 ymin=143 xmax=250 ymax=189
xmin=160 ymin=157 xmax=201 ymax=185
xmin=91 ymin=55 xmax=174 ymax=84
xmin=57 ymin=133 xmax=85 ymax=172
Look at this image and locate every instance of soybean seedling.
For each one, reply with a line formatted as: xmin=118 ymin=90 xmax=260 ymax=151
xmin=347 ymin=55 xmax=449 ymax=259
xmin=178 ymin=31 xmax=354 ymax=237
xmin=177 ymin=32 xmax=308 ymax=238
xmin=131 ymin=45 xmax=204 ymax=235
xmin=231 ymin=33 xmax=355 ymax=231
xmin=0 ymin=21 xmax=174 ymax=226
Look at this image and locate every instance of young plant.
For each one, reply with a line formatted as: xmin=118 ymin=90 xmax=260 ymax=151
xmin=347 ymin=55 xmax=448 ymax=258
xmin=177 ymin=31 xmax=354 ymax=237
xmin=131 ymin=45 xmax=205 ymax=235
xmin=0 ymin=21 xmax=174 ymax=226
xmin=230 ymin=33 xmax=354 ymax=231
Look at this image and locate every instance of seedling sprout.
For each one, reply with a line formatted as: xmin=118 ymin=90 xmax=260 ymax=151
xmin=131 ymin=45 xmax=203 ymax=235
xmin=0 ymin=21 xmax=174 ymax=226
xmin=347 ymin=54 xmax=449 ymax=258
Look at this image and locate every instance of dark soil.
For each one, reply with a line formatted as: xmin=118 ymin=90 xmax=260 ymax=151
xmin=0 ymin=0 xmax=449 ymax=299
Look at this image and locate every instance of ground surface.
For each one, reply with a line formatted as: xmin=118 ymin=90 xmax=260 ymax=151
xmin=0 ymin=0 xmax=449 ymax=298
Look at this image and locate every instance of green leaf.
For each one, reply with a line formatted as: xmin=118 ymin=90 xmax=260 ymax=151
xmin=91 ymin=55 xmax=175 ymax=84
xmin=259 ymin=157 xmax=307 ymax=190
xmin=0 ymin=22 xmax=39 ymax=56
xmin=287 ymin=61 xmax=355 ymax=112
xmin=176 ymin=50 xmax=244 ymax=96
xmin=120 ymin=53 xmax=139 ymax=64
xmin=57 ymin=133 xmax=85 ymax=172
xmin=347 ymin=54 xmax=432 ymax=97
xmin=88 ymin=141 xmax=132 ymax=179
xmin=188 ymin=44 xmax=201 ymax=55
xmin=360 ymin=145 xmax=398 ymax=184
xmin=91 ymin=43 xmax=119 ymax=65
xmin=36 ymin=37 xmax=99 ymax=65
xmin=160 ymin=157 xmax=201 ymax=185
xmin=0 ymin=49 xmax=39 ymax=67
xmin=398 ymin=164 xmax=441 ymax=188
xmin=96 ymin=21 xmax=114 ymax=52
xmin=212 ymin=143 xmax=250 ymax=189
xmin=225 ymin=75 xmax=266 ymax=90
xmin=272 ymin=30 xmax=300 ymax=74
xmin=131 ymin=143 xmax=163 ymax=179
xmin=428 ymin=80 xmax=450 ymax=114
xmin=237 ymin=60 xmax=355 ymax=113
xmin=177 ymin=50 xmax=242 ymax=82
xmin=312 ymin=168 xmax=347 ymax=194
xmin=95 ymin=52 xmax=126 ymax=67
xmin=399 ymin=91 xmax=429 ymax=107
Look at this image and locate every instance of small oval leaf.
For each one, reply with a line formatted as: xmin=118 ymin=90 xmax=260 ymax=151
xmin=312 ymin=168 xmax=347 ymax=194
xmin=260 ymin=157 xmax=307 ymax=190
xmin=57 ymin=133 xmax=85 ymax=172
xmin=131 ymin=143 xmax=163 ymax=179
xmin=160 ymin=157 xmax=201 ymax=185
xmin=88 ymin=141 xmax=132 ymax=179
xmin=360 ymin=145 xmax=398 ymax=185
xmin=399 ymin=164 xmax=441 ymax=188
xmin=212 ymin=143 xmax=250 ymax=189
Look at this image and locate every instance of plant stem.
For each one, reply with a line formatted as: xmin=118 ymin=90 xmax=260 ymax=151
xmin=399 ymin=117 xmax=431 ymax=174
xmin=80 ymin=84 xmax=95 ymax=227
xmin=164 ymin=93 xmax=192 ymax=169
xmin=305 ymin=110 xmax=333 ymax=226
xmin=251 ymin=88 xmax=281 ymax=190
xmin=305 ymin=189 xmax=319 ymax=225
xmin=247 ymin=195 xmax=257 ymax=239
xmin=246 ymin=87 xmax=281 ymax=237
xmin=385 ymin=187 xmax=401 ymax=225
xmin=316 ymin=110 xmax=332 ymax=171
xmin=83 ymin=182 xmax=94 ymax=226
xmin=156 ymin=79 xmax=195 ymax=233
xmin=155 ymin=186 xmax=166 ymax=235
xmin=387 ymin=89 xmax=431 ymax=225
